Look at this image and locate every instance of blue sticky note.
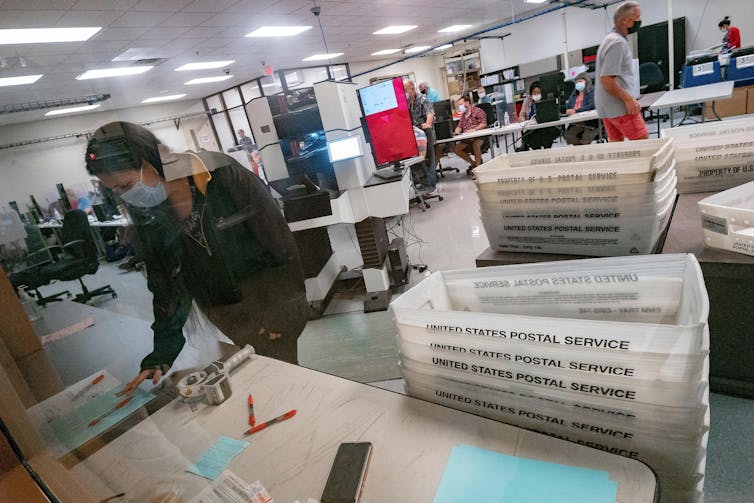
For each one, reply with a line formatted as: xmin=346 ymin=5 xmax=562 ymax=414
xmin=433 ymin=445 xmax=618 ymax=503
xmin=46 ymin=388 xmax=155 ymax=452
xmin=188 ymin=436 xmax=249 ymax=480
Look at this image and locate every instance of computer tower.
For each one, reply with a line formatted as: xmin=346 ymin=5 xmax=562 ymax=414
xmin=434 ymin=120 xmax=454 ymax=141
xmin=387 ymin=238 xmax=410 ymax=287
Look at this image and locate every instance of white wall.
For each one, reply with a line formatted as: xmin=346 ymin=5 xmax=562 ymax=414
xmin=349 ymin=55 xmax=449 ymax=99
xmin=0 ymin=100 xmax=205 ymax=208
xmin=480 ymin=1 xmax=754 ymax=74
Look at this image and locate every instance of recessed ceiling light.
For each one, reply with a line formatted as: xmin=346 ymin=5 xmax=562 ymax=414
xmin=45 ymin=104 xmax=101 ymax=116
xmin=438 ymin=24 xmax=472 ymax=33
xmin=525 ymin=0 xmax=548 ymax=3
xmin=0 ymin=27 xmax=101 ymax=45
xmin=175 ymin=61 xmax=234 ymax=71
xmin=185 ymin=75 xmax=233 ymax=85
xmin=434 ymin=44 xmax=453 ymax=51
xmin=76 ymin=66 xmax=153 ymax=80
xmin=373 ymin=25 xmax=417 ymax=35
xmin=371 ymin=49 xmax=401 ymax=56
xmin=142 ymin=94 xmax=187 ymax=103
xmin=0 ymin=74 xmax=43 ymax=87
xmin=246 ymin=26 xmax=312 ymax=37
xmin=302 ymin=53 xmax=344 ymax=61
xmin=405 ymin=45 xmax=431 ymax=54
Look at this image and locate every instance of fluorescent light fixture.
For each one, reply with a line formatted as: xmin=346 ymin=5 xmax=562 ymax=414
xmin=405 ymin=45 xmax=431 ymax=54
xmin=246 ymin=26 xmax=311 ymax=37
xmin=438 ymin=24 xmax=472 ymax=33
xmin=184 ymin=75 xmax=233 ymax=85
xmin=434 ymin=44 xmax=453 ymax=51
xmin=302 ymin=52 xmax=344 ymax=61
xmin=45 ymin=104 xmax=100 ymax=116
xmin=373 ymin=25 xmax=417 ymax=35
xmin=142 ymin=94 xmax=187 ymax=103
xmin=525 ymin=0 xmax=548 ymax=3
xmin=175 ymin=61 xmax=234 ymax=71
xmin=371 ymin=49 xmax=401 ymax=56
xmin=328 ymin=136 xmax=363 ymax=163
xmin=0 ymin=27 xmax=101 ymax=45
xmin=0 ymin=74 xmax=43 ymax=87
xmin=76 ymin=66 xmax=153 ymax=80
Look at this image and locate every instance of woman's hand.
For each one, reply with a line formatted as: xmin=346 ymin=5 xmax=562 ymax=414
xmin=566 ymin=108 xmax=576 ymax=115
xmin=117 ymin=368 xmax=164 ymax=396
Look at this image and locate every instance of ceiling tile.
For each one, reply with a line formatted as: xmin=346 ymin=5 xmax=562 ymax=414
xmin=0 ymin=10 xmax=66 ymax=28
xmin=2 ymin=0 xmax=75 ymax=8
xmin=160 ymin=11 xmax=215 ymax=27
xmin=56 ymin=10 xmax=124 ymax=27
xmin=177 ymin=26 xmax=225 ymax=38
xmin=110 ymin=11 xmax=173 ymax=28
xmin=71 ymin=0 xmax=139 ymax=10
xmin=181 ymin=0 xmax=240 ymax=13
xmin=133 ymin=0 xmax=193 ymax=11
xmin=91 ymin=26 xmax=151 ymax=41
xmin=138 ymin=26 xmax=191 ymax=39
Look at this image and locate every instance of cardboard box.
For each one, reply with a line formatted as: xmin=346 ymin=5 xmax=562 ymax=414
xmin=705 ymin=86 xmax=749 ymax=119
xmin=748 ymin=86 xmax=754 ymax=114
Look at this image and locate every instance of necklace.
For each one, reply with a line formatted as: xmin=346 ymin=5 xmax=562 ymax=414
xmin=182 ymin=200 xmax=212 ymax=257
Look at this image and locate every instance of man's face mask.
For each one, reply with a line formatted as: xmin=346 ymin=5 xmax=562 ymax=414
xmin=420 ymin=88 xmax=427 ymax=94
xmin=119 ymin=166 xmax=168 ymax=208
xmin=627 ymin=19 xmax=642 ymax=34
xmin=458 ymin=104 xmax=467 ymax=113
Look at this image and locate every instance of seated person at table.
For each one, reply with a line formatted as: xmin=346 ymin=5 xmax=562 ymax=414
xmin=563 ymin=73 xmax=599 ymax=145
xmin=453 ymin=95 xmax=488 ymax=176
xmin=517 ymin=82 xmax=559 ymax=151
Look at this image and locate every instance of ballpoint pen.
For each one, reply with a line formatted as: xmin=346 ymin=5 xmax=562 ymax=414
xmin=243 ymin=409 xmax=296 ymax=436
xmin=89 ymin=395 xmax=134 ymax=427
xmin=72 ymin=373 xmax=105 ymax=400
xmin=248 ymin=394 xmax=255 ymax=426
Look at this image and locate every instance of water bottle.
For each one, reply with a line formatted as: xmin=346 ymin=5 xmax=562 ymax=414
xmin=18 ymin=287 xmax=41 ymax=322
xmin=503 ymin=111 xmax=510 ymax=126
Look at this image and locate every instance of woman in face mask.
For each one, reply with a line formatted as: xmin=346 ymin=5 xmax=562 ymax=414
xmin=518 ymin=82 xmax=542 ymax=123
xmin=564 ymin=73 xmax=599 ymax=145
xmin=85 ymin=121 xmax=309 ymax=395
xmin=718 ymin=16 xmax=741 ymax=54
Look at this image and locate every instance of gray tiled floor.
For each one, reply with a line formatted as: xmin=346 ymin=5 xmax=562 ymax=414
xmin=33 ymin=141 xmax=754 ymax=501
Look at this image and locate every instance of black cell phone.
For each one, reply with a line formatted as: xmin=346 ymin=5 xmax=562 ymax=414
xmin=320 ymin=442 xmax=373 ymax=503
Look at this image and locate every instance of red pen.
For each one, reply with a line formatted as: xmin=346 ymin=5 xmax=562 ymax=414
xmin=72 ymin=373 xmax=105 ymax=400
xmin=88 ymin=395 xmax=134 ymax=427
xmin=248 ymin=394 xmax=255 ymax=426
xmin=243 ymin=409 xmax=296 ymax=436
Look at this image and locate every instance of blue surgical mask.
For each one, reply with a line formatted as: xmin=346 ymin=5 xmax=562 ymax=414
xmin=458 ymin=104 xmax=467 ymax=113
xmin=120 ymin=166 xmax=168 ymax=208
xmin=575 ymin=81 xmax=586 ymax=92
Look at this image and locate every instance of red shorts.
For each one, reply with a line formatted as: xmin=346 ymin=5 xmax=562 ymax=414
xmin=603 ymin=113 xmax=648 ymax=141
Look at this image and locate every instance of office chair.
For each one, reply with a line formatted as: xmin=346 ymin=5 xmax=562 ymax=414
xmin=640 ymin=62 xmax=670 ymax=122
xmin=39 ymin=210 xmax=116 ymax=304
xmin=434 ymin=120 xmax=460 ymax=178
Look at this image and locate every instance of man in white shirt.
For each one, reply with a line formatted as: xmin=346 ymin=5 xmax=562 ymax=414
xmin=595 ymin=1 xmax=648 ymax=142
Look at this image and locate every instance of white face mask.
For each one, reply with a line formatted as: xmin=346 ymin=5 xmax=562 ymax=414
xmin=532 ymin=94 xmax=542 ymax=102
xmin=478 ymin=92 xmax=486 ymax=98
xmin=575 ymin=81 xmax=586 ymax=92
xmin=458 ymin=104 xmax=467 ymax=113
xmin=119 ymin=166 xmax=168 ymax=208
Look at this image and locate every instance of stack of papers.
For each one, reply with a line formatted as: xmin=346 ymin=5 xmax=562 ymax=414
xmin=390 ymin=254 xmax=709 ymax=502
xmin=698 ymin=180 xmax=754 ymax=256
xmin=475 ymin=139 xmax=677 ymax=256
xmin=661 ymin=116 xmax=754 ymax=193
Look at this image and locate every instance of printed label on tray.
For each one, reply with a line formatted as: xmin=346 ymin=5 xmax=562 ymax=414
xmin=701 ymin=214 xmax=728 ymax=235
xmin=689 ymin=162 xmax=754 ymax=177
xmin=685 ymin=124 xmax=754 ymax=139
xmin=692 ymin=62 xmax=714 ymax=76
xmin=428 ymin=343 xmax=637 ymax=376
xmin=428 ymin=357 xmax=638 ymax=399
xmin=526 ymin=150 xmax=644 ymax=165
xmin=425 ymin=325 xmax=632 ymax=350
xmin=735 ymin=54 xmax=754 ymax=69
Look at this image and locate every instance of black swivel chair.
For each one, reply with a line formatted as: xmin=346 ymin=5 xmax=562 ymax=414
xmin=39 ymin=210 xmax=116 ymax=304
xmin=476 ymin=102 xmax=498 ymax=160
xmin=640 ymin=62 xmax=670 ymax=122
xmin=434 ymin=120 xmax=460 ymax=178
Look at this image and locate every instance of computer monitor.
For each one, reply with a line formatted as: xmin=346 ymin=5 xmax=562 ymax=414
xmin=357 ymin=77 xmax=418 ymax=167
xmin=327 ymin=135 xmax=363 ymax=163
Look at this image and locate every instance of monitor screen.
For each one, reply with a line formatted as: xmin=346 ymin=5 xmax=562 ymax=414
xmin=327 ymin=135 xmax=363 ymax=163
xmin=358 ymin=77 xmax=418 ymax=166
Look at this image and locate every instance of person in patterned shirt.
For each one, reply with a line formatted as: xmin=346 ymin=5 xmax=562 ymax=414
xmin=453 ymin=95 xmax=488 ymax=175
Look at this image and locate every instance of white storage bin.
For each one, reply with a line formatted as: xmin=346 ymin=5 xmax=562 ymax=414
xmin=397 ymin=330 xmax=706 ymax=382
xmin=660 ymin=116 xmax=754 ymax=144
xmin=390 ymin=255 xmax=709 ymax=355
xmin=698 ymin=180 xmax=754 ymax=256
xmin=482 ymin=191 xmax=675 ymax=256
xmin=480 ymin=137 xmax=673 ymax=169
xmin=479 ymin=183 xmax=676 ymax=224
xmin=476 ymin=169 xmax=677 ymax=213
xmin=401 ymin=365 xmax=709 ymax=437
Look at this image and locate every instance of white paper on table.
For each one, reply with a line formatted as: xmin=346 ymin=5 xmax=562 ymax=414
xmin=188 ymin=470 xmax=273 ymax=503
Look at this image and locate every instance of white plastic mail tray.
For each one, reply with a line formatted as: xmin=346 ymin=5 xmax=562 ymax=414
xmin=698 ymin=179 xmax=754 ymax=256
